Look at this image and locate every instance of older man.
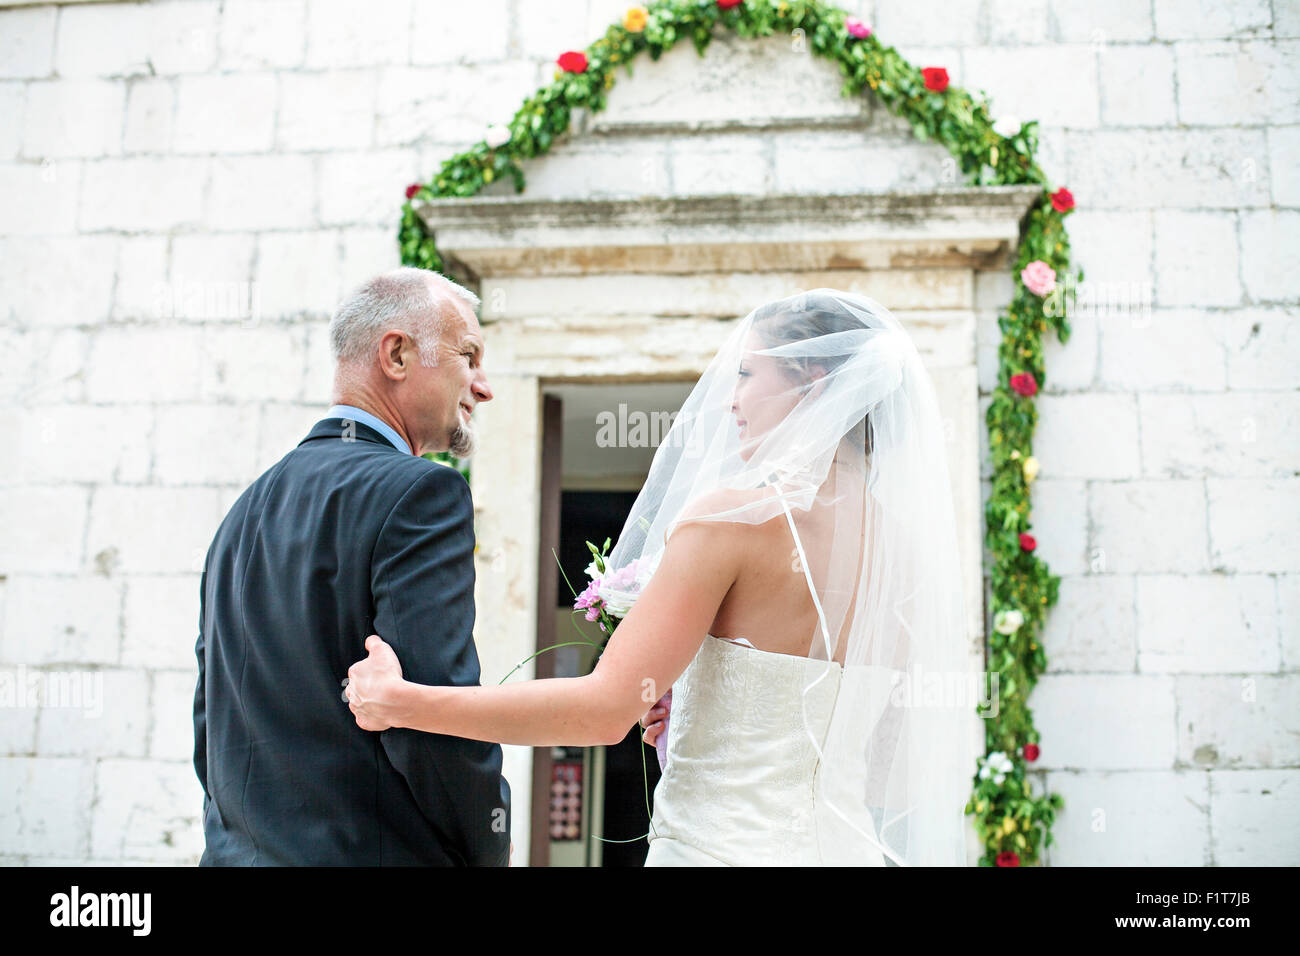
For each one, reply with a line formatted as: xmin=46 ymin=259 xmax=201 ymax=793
xmin=193 ymin=266 xmax=510 ymax=865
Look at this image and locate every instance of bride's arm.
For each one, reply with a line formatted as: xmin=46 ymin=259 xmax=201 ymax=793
xmin=347 ymin=518 xmax=744 ymax=747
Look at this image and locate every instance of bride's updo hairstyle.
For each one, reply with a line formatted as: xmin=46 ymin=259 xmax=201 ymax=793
xmin=750 ymin=290 xmax=876 ymax=464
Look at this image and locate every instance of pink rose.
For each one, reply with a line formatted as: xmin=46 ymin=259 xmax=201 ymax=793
xmin=845 ymin=16 xmax=871 ymax=38
xmin=1021 ymin=260 xmax=1056 ymax=297
xmin=1009 ymin=371 xmax=1038 ymax=397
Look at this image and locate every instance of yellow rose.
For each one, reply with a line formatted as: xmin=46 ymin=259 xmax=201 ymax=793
xmin=624 ymin=6 xmax=648 ymax=32
xmin=1022 ymin=456 xmax=1039 ymax=483
xmin=1001 ymin=816 xmax=1016 ymax=836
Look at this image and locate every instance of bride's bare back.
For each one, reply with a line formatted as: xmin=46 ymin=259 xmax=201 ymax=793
xmin=704 ymin=464 xmax=867 ymax=664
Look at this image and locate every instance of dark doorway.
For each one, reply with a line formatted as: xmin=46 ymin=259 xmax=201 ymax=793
xmin=558 ymin=489 xmax=663 ymax=866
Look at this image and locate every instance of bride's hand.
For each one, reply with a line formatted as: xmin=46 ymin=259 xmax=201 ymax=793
xmin=345 ymin=635 xmax=407 ymax=732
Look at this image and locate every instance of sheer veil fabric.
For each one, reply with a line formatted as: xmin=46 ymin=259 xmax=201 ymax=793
xmin=604 ymin=288 xmax=972 ymax=866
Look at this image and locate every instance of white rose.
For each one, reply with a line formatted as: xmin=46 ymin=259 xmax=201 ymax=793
xmin=979 ymin=751 xmax=1014 ymax=785
xmin=994 ymin=608 xmax=1025 ymax=635
xmin=992 ymin=114 xmax=1021 ymax=138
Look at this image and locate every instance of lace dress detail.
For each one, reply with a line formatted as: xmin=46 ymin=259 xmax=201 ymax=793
xmin=643 ymin=634 xmax=879 ymax=866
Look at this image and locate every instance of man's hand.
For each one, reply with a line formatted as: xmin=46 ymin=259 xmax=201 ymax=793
xmin=639 ymin=689 xmax=671 ymax=748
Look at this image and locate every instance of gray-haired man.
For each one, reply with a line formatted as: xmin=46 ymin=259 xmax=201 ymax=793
xmin=193 ymin=267 xmax=511 ymax=865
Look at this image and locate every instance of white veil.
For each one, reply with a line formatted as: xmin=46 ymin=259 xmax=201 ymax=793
xmin=607 ymin=288 xmax=972 ymax=866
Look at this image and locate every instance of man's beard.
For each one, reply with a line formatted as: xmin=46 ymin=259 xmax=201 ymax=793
xmin=448 ymin=419 xmax=476 ymax=458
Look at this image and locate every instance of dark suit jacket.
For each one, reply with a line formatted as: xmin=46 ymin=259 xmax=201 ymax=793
xmin=193 ymin=417 xmax=511 ymax=866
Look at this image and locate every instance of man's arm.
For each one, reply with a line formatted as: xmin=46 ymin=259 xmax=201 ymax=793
xmin=193 ymin=564 xmax=209 ymax=804
xmin=370 ymin=464 xmax=511 ymax=867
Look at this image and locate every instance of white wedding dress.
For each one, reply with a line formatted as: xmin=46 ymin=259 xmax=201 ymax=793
xmin=643 ymin=633 xmax=892 ymax=867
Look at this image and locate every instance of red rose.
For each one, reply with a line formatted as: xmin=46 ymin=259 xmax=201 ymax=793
xmin=404 ymin=183 xmax=421 ymax=200
xmin=996 ymin=850 xmax=1021 ymax=867
xmin=717 ymin=0 xmax=744 ymax=8
xmin=1050 ymin=187 xmax=1075 ymax=212
xmin=557 ymin=50 xmax=588 ymax=73
xmin=1019 ymin=533 xmax=1036 ymax=552
xmin=922 ymin=67 xmax=949 ymax=92
xmin=1009 ymin=371 xmax=1038 ymax=396
xmin=1024 ymin=743 xmax=1040 ymax=762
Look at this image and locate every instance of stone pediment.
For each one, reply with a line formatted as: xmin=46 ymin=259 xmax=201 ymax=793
xmin=418 ymin=185 xmax=1042 ymax=280
xmin=459 ymin=30 xmax=977 ymax=205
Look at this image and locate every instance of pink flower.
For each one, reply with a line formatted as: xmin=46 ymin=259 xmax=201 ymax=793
xmin=602 ymin=562 xmax=639 ymax=590
xmin=845 ymin=16 xmax=871 ymax=38
xmin=574 ymin=579 xmax=602 ymax=611
xmin=1009 ymin=371 xmax=1038 ymax=397
xmin=1021 ymin=260 xmax=1056 ymax=297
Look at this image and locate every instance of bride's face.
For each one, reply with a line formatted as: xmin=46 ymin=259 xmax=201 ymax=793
xmin=731 ymin=329 xmax=804 ymax=461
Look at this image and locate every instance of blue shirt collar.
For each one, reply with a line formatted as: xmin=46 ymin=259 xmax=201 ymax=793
xmin=328 ymin=404 xmax=412 ymax=456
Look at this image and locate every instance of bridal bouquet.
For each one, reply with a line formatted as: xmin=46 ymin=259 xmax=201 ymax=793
xmin=570 ymin=540 xmax=671 ymax=769
xmin=571 ymin=539 xmax=656 ymax=632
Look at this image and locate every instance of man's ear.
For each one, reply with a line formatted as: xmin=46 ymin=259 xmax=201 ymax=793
xmin=377 ymin=330 xmax=411 ymax=381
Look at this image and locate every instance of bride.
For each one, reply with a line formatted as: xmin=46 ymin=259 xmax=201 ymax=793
xmin=345 ymin=288 xmax=973 ymax=866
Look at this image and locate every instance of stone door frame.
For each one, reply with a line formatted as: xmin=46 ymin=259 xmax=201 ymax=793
xmin=418 ymin=184 xmax=1041 ymax=865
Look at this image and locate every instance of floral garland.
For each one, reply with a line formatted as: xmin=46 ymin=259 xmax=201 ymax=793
xmin=398 ymin=0 xmax=1076 ymax=867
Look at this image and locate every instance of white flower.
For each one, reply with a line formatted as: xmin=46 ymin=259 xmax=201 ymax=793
xmin=979 ymin=750 xmax=1014 ymax=785
xmin=596 ymin=583 xmax=637 ymax=618
xmin=485 ymin=124 xmax=511 ymax=149
xmin=994 ymin=608 xmax=1025 ymax=635
xmin=992 ymin=114 xmax=1021 ymax=138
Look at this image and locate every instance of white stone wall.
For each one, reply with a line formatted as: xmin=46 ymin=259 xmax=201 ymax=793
xmin=0 ymin=0 xmax=1296 ymax=866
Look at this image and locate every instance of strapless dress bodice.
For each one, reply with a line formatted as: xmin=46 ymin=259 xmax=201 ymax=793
xmin=643 ymin=634 xmax=888 ymax=866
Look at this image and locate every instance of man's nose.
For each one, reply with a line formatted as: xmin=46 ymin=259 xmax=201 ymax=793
xmin=472 ymin=375 xmax=493 ymax=403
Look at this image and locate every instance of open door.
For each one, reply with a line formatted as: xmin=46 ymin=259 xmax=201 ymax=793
xmin=529 ymin=394 xmax=563 ymax=867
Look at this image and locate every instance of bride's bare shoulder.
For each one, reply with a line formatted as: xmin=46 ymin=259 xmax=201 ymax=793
xmin=670 ymin=486 xmax=789 ymax=535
